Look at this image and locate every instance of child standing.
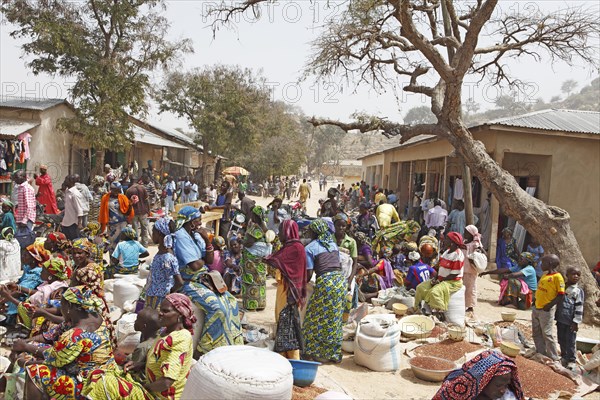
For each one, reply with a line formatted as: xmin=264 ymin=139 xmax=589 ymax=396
xmin=144 ymin=218 xmax=183 ymax=309
xmin=532 ymin=254 xmax=565 ymax=361
xmin=555 ymin=267 xmax=584 ymax=369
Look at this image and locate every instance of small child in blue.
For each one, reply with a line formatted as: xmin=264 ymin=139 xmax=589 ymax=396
xmin=145 ymin=218 xmax=183 ymax=309
xmin=555 ymin=267 xmax=584 ymax=370
xmin=1 ymin=250 xmax=43 ymax=327
xmin=108 ymin=226 xmax=149 ymax=278
xmin=526 ymin=239 xmax=544 ymax=278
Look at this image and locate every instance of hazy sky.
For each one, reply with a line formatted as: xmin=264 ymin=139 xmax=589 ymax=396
xmin=1 ymin=0 xmax=598 ymax=132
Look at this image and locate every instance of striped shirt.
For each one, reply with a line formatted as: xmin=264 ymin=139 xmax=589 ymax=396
xmin=438 ymin=249 xmax=465 ymax=280
xmin=556 ymin=283 xmax=584 ymax=325
xmin=16 ymin=181 xmax=36 ymax=224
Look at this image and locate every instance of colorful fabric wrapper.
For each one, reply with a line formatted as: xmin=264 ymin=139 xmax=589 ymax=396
xmin=213 ymin=236 xmax=226 ymax=249
xmin=62 ymin=286 xmax=104 ymax=313
xmin=446 ymin=232 xmax=466 ymax=249
xmin=154 ymin=217 xmax=174 ymax=248
xmin=252 ymin=205 xmax=268 ymax=221
xmin=27 ymin=242 xmax=51 ymax=264
xmin=309 ymin=219 xmax=334 ymax=250
xmin=42 ymin=257 xmax=72 ymax=281
xmin=72 ymin=238 xmax=94 ymax=254
xmin=520 ymin=252 xmax=536 ymax=265
xmin=83 ymin=222 xmax=101 ymax=236
xmin=121 ymin=226 xmax=137 ymax=241
xmin=175 ymin=206 xmax=202 ymax=230
xmin=1 ymin=227 xmax=14 ymax=240
xmin=247 ymin=226 xmax=264 ymax=241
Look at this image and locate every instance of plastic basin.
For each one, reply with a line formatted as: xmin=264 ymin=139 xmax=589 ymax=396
xmin=289 ymin=359 xmax=321 ymax=387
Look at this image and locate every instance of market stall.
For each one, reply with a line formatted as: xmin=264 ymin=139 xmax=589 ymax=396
xmin=0 ymin=119 xmax=37 ymax=196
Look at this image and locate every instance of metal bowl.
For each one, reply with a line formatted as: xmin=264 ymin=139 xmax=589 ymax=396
xmin=409 ymin=356 xmax=456 ymax=382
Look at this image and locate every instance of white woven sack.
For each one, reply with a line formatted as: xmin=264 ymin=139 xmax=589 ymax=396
xmin=354 ymin=316 xmax=401 ymax=372
xmin=112 ymin=280 xmax=141 ymax=309
xmin=339 ymin=251 xmax=353 ymax=280
xmin=181 ymin=346 xmax=293 ymax=400
xmin=358 ymin=314 xmax=397 ymax=337
xmin=469 ymin=251 xmax=488 ymax=273
xmin=445 ymin=285 xmax=466 ymax=326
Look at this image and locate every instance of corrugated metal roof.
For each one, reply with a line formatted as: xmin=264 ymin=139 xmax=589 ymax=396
xmin=0 ymin=119 xmax=39 ymax=137
xmin=132 ymin=125 xmax=187 ymax=149
xmin=0 ymin=96 xmax=67 ymax=111
xmin=477 ymin=109 xmax=600 ymax=134
xmin=143 ymin=121 xmax=203 ymax=150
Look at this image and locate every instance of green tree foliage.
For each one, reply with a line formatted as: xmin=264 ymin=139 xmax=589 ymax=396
xmin=2 ymin=0 xmax=191 ymax=170
xmin=156 ymin=66 xmax=306 ymax=178
xmin=302 ymin=121 xmax=347 ymax=174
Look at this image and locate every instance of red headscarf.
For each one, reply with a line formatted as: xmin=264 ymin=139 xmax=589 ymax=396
xmin=165 ymin=293 xmax=197 ymax=331
xmin=446 ymin=232 xmax=466 ymax=249
xmin=266 ymin=220 xmax=308 ymax=307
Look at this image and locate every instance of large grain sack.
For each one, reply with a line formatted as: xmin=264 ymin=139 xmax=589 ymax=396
xmin=181 ymin=346 xmax=293 ymax=400
xmin=354 ymin=314 xmax=401 ymax=372
xmin=113 ymin=280 xmax=141 ymax=309
xmin=445 ymin=285 xmax=466 ymax=326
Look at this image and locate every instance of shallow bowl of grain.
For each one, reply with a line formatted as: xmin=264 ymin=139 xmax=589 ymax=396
xmin=500 ymin=341 xmax=521 ymax=357
xmin=371 ymin=298 xmax=386 ymax=306
xmin=447 ymin=325 xmax=466 ymax=341
xmin=501 ymin=311 xmax=517 ymax=322
xmin=400 ymin=315 xmax=435 ymax=339
xmin=409 ymin=356 xmax=457 ymax=382
xmin=393 ymin=303 xmax=408 ymax=316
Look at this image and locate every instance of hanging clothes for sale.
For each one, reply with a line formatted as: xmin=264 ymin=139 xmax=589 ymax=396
xmin=453 ymin=177 xmax=464 ymax=201
xmin=17 ymin=132 xmax=32 ymax=161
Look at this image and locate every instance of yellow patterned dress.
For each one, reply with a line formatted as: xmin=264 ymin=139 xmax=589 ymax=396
xmin=145 ymin=329 xmax=194 ymax=400
xmin=26 ymin=324 xmax=117 ymax=400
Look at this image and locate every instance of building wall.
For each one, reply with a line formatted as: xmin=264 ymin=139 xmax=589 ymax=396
xmin=360 ymin=154 xmax=384 ymax=187
xmin=494 ymin=129 xmax=600 ymax=265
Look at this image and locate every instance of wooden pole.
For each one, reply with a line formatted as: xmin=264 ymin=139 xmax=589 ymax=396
xmin=463 ymin=162 xmax=474 ymax=225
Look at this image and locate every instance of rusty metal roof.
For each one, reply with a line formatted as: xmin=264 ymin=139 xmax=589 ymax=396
xmin=0 ymin=96 xmax=68 ymax=111
xmin=477 ymin=109 xmax=600 ymax=135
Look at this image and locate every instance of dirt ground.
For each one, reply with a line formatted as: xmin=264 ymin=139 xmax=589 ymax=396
xmin=242 ymin=185 xmax=600 ymax=400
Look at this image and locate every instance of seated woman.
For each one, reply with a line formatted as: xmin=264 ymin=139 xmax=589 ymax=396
xmin=43 ymin=232 xmax=71 ymax=260
xmin=81 ymin=222 xmax=110 ymax=265
xmin=405 ymin=245 xmax=437 ymax=291
xmin=24 ymin=286 xmax=117 ymax=400
xmin=357 ymin=246 xmax=395 ymax=299
xmin=84 ymin=293 xmax=196 ymax=400
xmin=433 ymin=350 xmax=524 ymax=400
xmin=354 ymin=232 xmax=375 ymax=269
xmin=496 ymin=228 xmax=519 ymax=269
xmin=413 ymin=233 xmax=465 ymax=320
xmin=480 ymin=252 xmax=538 ymax=310
xmin=108 ymin=226 xmax=149 ymax=278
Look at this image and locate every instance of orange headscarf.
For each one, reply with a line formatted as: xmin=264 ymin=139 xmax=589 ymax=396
xmin=99 ymin=193 xmax=134 ymax=230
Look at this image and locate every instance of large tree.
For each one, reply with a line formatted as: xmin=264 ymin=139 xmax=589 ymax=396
xmin=211 ymin=0 xmax=600 ymax=322
xmin=2 ymin=0 xmax=191 ymax=174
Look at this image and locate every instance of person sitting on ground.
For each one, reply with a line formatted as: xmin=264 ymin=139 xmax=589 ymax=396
xmin=145 ymin=218 xmax=183 ymax=310
xmin=43 ymin=231 xmax=71 ymax=260
xmin=480 ymin=252 xmax=538 ymax=310
xmin=433 ymin=350 xmax=525 ymax=400
xmin=207 ymin=236 xmax=227 ymax=275
xmin=81 ymin=222 xmax=110 ymax=265
xmin=405 ymin=245 xmax=437 ymax=291
xmin=390 ymin=243 xmax=407 ymax=273
xmin=357 ymin=246 xmax=395 ymax=295
xmin=354 ymin=231 xmax=376 ymax=269
xmin=356 ymin=202 xmax=377 ymax=238
xmin=83 ymin=293 xmax=197 ymax=400
xmin=24 ymin=286 xmax=117 ymax=400
xmin=413 ymin=232 xmax=465 ymax=320
xmin=108 ymin=226 xmax=149 ymax=278
xmin=128 ymin=307 xmax=161 ymax=381
xmin=496 ymin=227 xmax=518 ymax=269
xmin=1 ymin=199 xmax=17 ymax=233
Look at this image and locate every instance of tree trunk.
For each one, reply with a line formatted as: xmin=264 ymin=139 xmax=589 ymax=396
xmin=447 ymin=122 xmax=600 ymax=324
xmin=92 ymin=150 xmax=105 ymax=178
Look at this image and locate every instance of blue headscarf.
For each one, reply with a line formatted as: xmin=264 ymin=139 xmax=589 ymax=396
xmin=176 ymin=206 xmax=202 ymax=230
xmin=309 ymin=219 xmax=335 ymax=251
xmin=154 ymin=217 xmax=174 ymax=248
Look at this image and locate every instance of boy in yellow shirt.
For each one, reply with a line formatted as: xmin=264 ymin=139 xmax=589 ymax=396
xmin=532 ymin=254 xmax=565 ymax=361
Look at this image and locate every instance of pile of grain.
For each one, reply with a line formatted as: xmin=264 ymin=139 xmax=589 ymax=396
xmin=292 ymin=385 xmax=328 ymax=400
xmin=414 ymin=339 xmax=482 ymax=361
xmin=428 ymin=325 xmax=447 ymax=338
xmin=410 ymin=356 xmax=456 ymax=371
xmin=514 ymin=356 xmax=577 ymax=399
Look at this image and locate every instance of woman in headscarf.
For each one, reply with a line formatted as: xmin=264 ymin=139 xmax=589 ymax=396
xmin=70 ymin=238 xmax=116 ymax=346
xmin=463 ymin=224 xmax=486 ymax=313
xmin=24 ymin=287 xmax=117 ymax=400
xmin=480 ymin=252 xmax=538 ymax=310
xmin=303 ymin=219 xmax=345 ymax=363
xmin=355 ymin=231 xmax=376 ymax=269
xmin=99 ymin=181 xmax=134 ymax=253
xmin=84 ymin=293 xmax=196 ymax=400
xmin=413 ymin=232 xmax=465 ymax=320
xmin=496 ymin=227 xmax=519 ymax=269
xmin=107 ymin=226 xmax=149 ymax=278
xmin=44 ymin=231 xmax=71 ymax=260
xmin=82 ymin=222 xmax=110 ymax=265
xmin=1 ymin=199 xmax=17 ymax=232
xmin=265 ymin=220 xmax=307 ymax=360
xmin=433 ymin=350 xmax=525 ymax=400
xmin=241 ymin=225 xmax=272 ymax=311
xmin=145 ymin=217 xmax=183 ymax=310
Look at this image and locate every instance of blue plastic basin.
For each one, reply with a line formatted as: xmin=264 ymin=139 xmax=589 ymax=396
xmin=288 ymin=359 xmax=321 ymax=387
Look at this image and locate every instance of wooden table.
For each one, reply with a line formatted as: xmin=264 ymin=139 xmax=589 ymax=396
xmin=171 ymin=201 xmax=224 ymax=233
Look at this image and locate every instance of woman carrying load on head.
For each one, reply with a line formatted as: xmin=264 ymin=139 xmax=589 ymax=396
xmin=302 ymin=219 xmax=346 ymax=363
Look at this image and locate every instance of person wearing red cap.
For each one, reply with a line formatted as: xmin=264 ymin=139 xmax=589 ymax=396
xmin=413 ymin=232 xmax=465 ymax=320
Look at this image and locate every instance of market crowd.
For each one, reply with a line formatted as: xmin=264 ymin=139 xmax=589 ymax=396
xmin=0 ymin=166 xmax=598 ymax=400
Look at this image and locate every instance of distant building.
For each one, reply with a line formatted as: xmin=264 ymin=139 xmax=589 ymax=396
xmin=359 ymin=109 xmax=600 ymax=266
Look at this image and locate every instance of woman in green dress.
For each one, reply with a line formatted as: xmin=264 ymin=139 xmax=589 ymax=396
xmin=241 ymin=226 xmax=272 ymax=311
